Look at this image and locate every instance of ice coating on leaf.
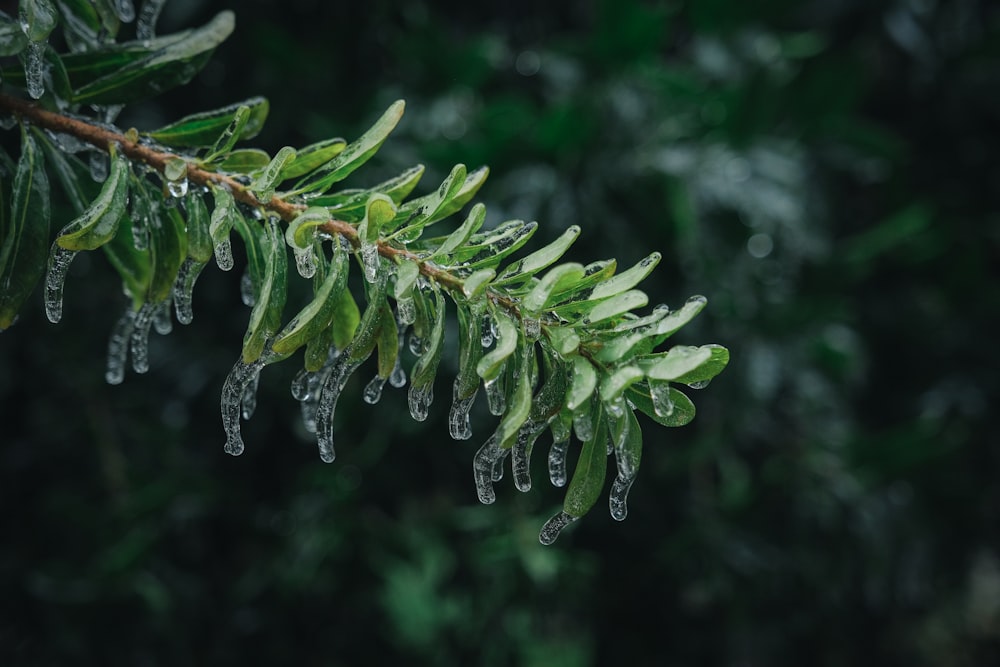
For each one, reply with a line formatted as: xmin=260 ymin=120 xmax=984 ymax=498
xmin=688 ymin=379 xmax=712 ymax=389
xmin=523 ymin=317 xmax=541 ymax=341
xmin=485 ymin=375 xmax=505 ymax=416
xmin=448 ymin=379 xmax=476 ymax=440
xmin=573 ymin=408 xmax=593 ymax=442
xmin=221 ymin=353 xmax=269 ymax=456
xmin=396 ymin=296 xmax=416 ymax=325
xmin=363 ymin=375 xmax=386 ymax=405
xmin=609 ymin=475 xmax=635 ymax=521
xmin=649 ymin=380 xmax=675 ymax=418
xmin=408 ymin=382 xmax=433 ymax=421
xmin=408 ymin=331 xmax=423 ymax=356
xmin=24 ymin=41 xmax=45 ymax=99
xmin=293 ymin=247 xmax=317 ymax=279
xmin=241 ymin=366 xmax=261 ymax=420
xmin=112 ymin=0 xmax=136 ymax=22
xmin=361 ymin=241 xmax=379 ymax=284
xmin=215 ymin=239 xmax=234 ymax=272
xmin=44 ymin=246 xmax=77 ymax=323
xmin=153 ymin=300 xmax=173 ymax=335
xmin=492 ymin=447 xmax=509 ymax=482
xmin=172 ymin=257 xmax=206 ymax=324
xmin=90 ymin=152 xmax=108 ymax=182
xmin=390 ymin=359 xmax=407 ymax=388
xmin=548 ymin=438 xmax=570 ymax=487
xmin=473 ymin=433 xmax=502 ymax=504
xmin=137 ymin=0 xmax=167 ymax=39
xmin=538 ymin=511 xmax=578 ymax=545
xmin=606 ymin=395 xmax=626 ymax=418
xmin=239 ymin=271 xmax=254 ymax=306
xmin=512 ymin=420 xmax=543 ymax=492
xmin=166 ymin=178 xmax=189 ymax=198
xmin=132 ymin=214 xmax=150 ymax=251
xmin=127 ymin=302 xmax=157 ymax=373
xmin=315 ymin=353 xmax=362 ymax=463
xmin=105 ymin=306 xmax=137 ymax=385
xmin=481 ymin=312 xmax=494 ymax=348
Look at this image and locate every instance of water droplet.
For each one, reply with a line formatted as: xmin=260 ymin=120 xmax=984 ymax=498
xmin=484 ymin=374 xmax=505 ymax=416
xmin=605 ymin=395 xmax=625 ymax=418
xmin=687 ymin=379 xmax=712 ymax=390
xmin=105 ymin=306 xmax=137 ymax=385
xmin=448 ymin=380 xmax=476 ymax=440
xmin=215 ymin=239 xmax=234 ymax=272
xmin=291 ymin=367 xmax=316 ymax=401
xmin=294 ymin=247 xmax=317 ymax=279
xmin=538 ymin=510 xmax=578 ymax=545
xmin=472 ymin=434 xmax=501 ymax=504
xmin=153 ymin=299 xmax=173 ymax=335
xmin=166 ymin=178 xmax=189 ymax=198
xmin=129 ymin=302 xmax=157 ymax=374
xmin=396 ymin=296 xmax=416 ymax=325
xmin=649 ymin=380 xmax=674 ymax=418
xmin=363 ymin=375 xmax=386 ymax=404
xmin=408 ymin=382 xmax=433 ymax=421
xmin=572 ymin=408 xmax=593 ymax=442
xmin=548 ymin=438 xmax=570 ymax=487
xmin=389 ymin=356 xmax=407 ymax=388
xmin=44 ymin=246 xmax=77 ymax=323
xmin=492 ymin=447 xmax=509 ymax=482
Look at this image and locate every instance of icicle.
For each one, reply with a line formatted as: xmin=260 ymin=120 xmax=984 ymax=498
xmin=89 ymin=152 xmax=108 ymax=182
xmin=389 ymin=355 xmax=407 ymax=388
xmin=241 ymin=365 xmax=261 ymax=420
xmin=448 ymin=380 xmax=476 ymax=440
xmin=220 ymin=354 xmax=269 ymax=456
xmin=606 ymin=395 xmax=626 ymax=418
xmin=136 ymin=0 xmax=167 ymax=39
xmin=361 ymin=242 xmax=379 ymax=283
xmin=152 ymin=300 xmax=172 ymax=335
xmin=239 ymin=271 xmax=255 ymax=306
xmin=572 ymin=408 xmax=593 ymax=442
xmin=290 ymin=367 xmax=315 ymax=400
xmin=112 ymin=0 xmax=136 ymax=22
xmin=688 ymin=379 xmax=712 ymax=389
xmin=172 ymin=258 xmax=204 ymax=325
xmin=44 ymin=246 xmax=77 ymax=323
xmin=538 ymin=511 xmax=578 ymax=545
xmin=523 ymin=317 xmax=540 ymax=341
xmin=609 ymin=474 xmax=636 ymax=521
xmin=315 ymin=353 xmax=362 ymax=463
xmin=166 ymin=178 xmax=188 ymax=198
xmin=44 ymin=130 xmax=88 ymax=154
xmin=105 ymin=306 xmax=137 ymax=385
xmin=484 ymin=375 xmax=505 ymax=416
xmin=293 ymin=247 xmax=317 ymax=279
xmin=215 ymin=238 xmax=234 ymax=272
xmin=408 ymin=331 xmax=423 ymax=356
xmin=129 ymin=302 xmax=158 ymax=373
xmin=408 ymin=382 xmax=433 ymax=421
xmin=24 ymin=41 xmax=46 ymax=99
xmin=396 ymin=296 xmax=416 ymax=325
xmin=492 ymin=447 xmax=509 ymax=482
xmin=472 ymin=434 xmax=502 ymax=504
xmin=512 ymin=420 xmax=544 ymax=492
xmin=300 ymin=400 xmax=319 ymax=434
xmin=649 ymin=380 xmax=674 ymax=418
xmin=481 ymin=312 xmax=495 ymax=348
xmin=548 ymin=438 xmax=570 ymax=487
xmin=363 ymin=375 xmax=386 ymax=405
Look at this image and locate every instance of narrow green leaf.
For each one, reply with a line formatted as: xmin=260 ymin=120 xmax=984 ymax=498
xmin=55 ymin=145 xmax=130 ymax=251
xmin=145 ymin=97 xmax=269 ymax=147
xmin=476 ymin=309 xmax=517 ymax=381
xmin=394 ymin=258 xmax=420 ymax=301
xmin=330 ymin=285 xmax=361 ymax=351
xmin=497 ymin=344 xmax=534 ymax=448
xmin=271 ymin=240 xmax=349 ymax=355
xmin=32 ymin=128 xmax=99 ymax=214
xmin=648 ymin=295 xmax=707 ymax=345
xmin=376 ymin=301 xmax=399 ymax=379
xmin=308 ymin=165 xmax=425 ymax=221
xmin=626 ymin=384 xmax=696 ymax=427
xmin=548 ymin=259 xmax=617 ymax=305
xmin=215 ymin=148 xmax=271 ymax=174
xmin=454 ymin=303 xmax=484 ymax=400
xmin=285 ymin=206 xmax=331 ymax=250
xmin=563 ymin=409 xmax=608 ymax=518
xmin=495 ymin=225 xmax=582 ymax=286
xmin=184 ymin=191 xmax=212 ymax=263
xmin=249 ymin=146 xmax=296 ymax=203
xmin=429 ymin=202 xmax=486 ymax=260
xmin=576 ymin=290 xmax=648 ymax=326
xmin=0 ymin=15 xmax=29 ymax=56
xmin=21 ymin=0 xmax=58 ymax=42
xmin=242 ymin=217 xmax=287 ymax=363
xmin=443 ymin=220 xmax=539 ymax=271
xmin=589 ymin=252 xmax=661 ymax=301
xmin=146 ymin=201 xmax=187 ymax=303
xmin=523 ymin=262 xmax=586 ymax=312
xmin=101 ymin=209 xmax=151 ymax=309
xmin=668 ymin=344 xmax=729 ymax=386
xmin=411 ymin=289 xmax=446 ymax=387
xmin=347 ymin=273 xmax=389 ymax=363
xmin=639 ymin=344 xmax=723 ymax=384
xmin=461 ymin=267 xmax=495 ymax=299
xmin=278 ymin=137 xmax=347 ymax=181
xmin=599 ymin=365 xmax=644 ymax=404
xmin=292 ymin=100 xmax=405 ymax=195
xmin=565 ymin=356 xmax=597 ymax=411
xmin=388 ymin=163 xmax=468 ymax=239
xmin=546 ymin=326 xmax=580 ymax=356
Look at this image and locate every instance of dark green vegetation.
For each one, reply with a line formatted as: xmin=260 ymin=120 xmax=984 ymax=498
xmin=2 ymin=0 xmax=999 ymax=665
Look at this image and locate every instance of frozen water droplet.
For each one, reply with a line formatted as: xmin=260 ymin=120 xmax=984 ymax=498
xmin=290 ymin=367 xmax=315 ymax=401
xmin=112 ymin=0 xmax=136 ymax=22
xmin=606 ymin=395 xmax=625 ymax=418
xmin=572 ymin=409 xmax=593 ymax=442
xmin=166 ymin=178 xmax=189 ymax=198
xmin=241 ymin=366 xmax=261 ymax=420
xmin=132 ymin=215 xmax=149 ymax=251
xmin=538 ymin=510 xmax=578 ymax=545
xmin=294 ymin=247 xmax=317 ymax=279
xmin=105 ymin=306 xmax=137 ymax=385
xmin=548 ymin=438 xmax=570 ymax=487
xmin=315 ymin=353 xmax=362 ymax=463
xmin=473 ymin=434 xmax=501 ymax=504
xmin=609 ymin=474 xmax=635 ymax=521
xmin=408 ymin=382 xmax=433 ymax=421
xmin=221 ymin=354 xmax=269 ymax=456
xmin=153 ymin=300 xmax=172 ymax=335
xmin=523 ymin=317 xmax=540 ymax=341
xmin=448 ymin=379 xmax=476 ymax=440
xmin=136 ymin=0 xmax=167 ymax=39
xmin=44 ymin=246 xmax=77 ymax=323
xmin=389 ymin=356 xmax=407 ymax=388
xmin=492 ymin=447 xmax=509 ymax=482
xmin=649 ymin=380 xmax=674 ymax=418
xmin=44 ymin=130 xmax=88 ymax=154
xmin=484 ymin=375 xmax=505 ymax=416
xmin=396 ymin=296 xmax=416 ymax=325
xmin=408 ymin=331 xmax=424 ymax=356
xmin=172 ymin=258 xmax=205 ymax=325
xmin=215 ymin=237 xmax=234 ymax=271
xmin=481 ymin=313 xmax=495 ymax=348
xmin=363 ymin=375 xmax=386 ymax=404
xmin=239 ymin=271 xmax=254 ymax=306
xmin=512 ymin=420 xmax=543 ymax=492
xmin=129 ymin=302 xmax=157 ymax=374
xmin=89 ymin=151 xmax=108 ymax=182
xmin=361 ymin=241 xmax=379 ymax=283
xmin=687 ymin=379 xmax=712 ymax=389
xmin=24 ymin=41 xmax=46 ymax=99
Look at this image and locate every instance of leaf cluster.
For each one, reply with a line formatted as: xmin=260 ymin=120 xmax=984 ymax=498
xmin=0 ymin=0 xmax=728 ymax=543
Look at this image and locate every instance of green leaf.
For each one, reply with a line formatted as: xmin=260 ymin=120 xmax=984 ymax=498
xmin=548 ymin=259 xmax=617 ymax=305
xmin=184 ymin=191 xmax=212 ymax=263
xmin=648 ymin=295 xmax=707 ymax=345
xmin=494 ymin=225 xmax=582 ymax=286
xmin=329 ymin=285 xmax=360 ymax=351
xmin=359 ymin=193 xmax=396 ymax=248
xmin=575 ymin=289 xmax=649 ymax=326
xmin=375 ymin=301 xmax=398 ymax=380
xmin=215 ymin=148 xmax=271 ymax=174
xmin=640 ymin=344 xmax=727 ymax=384
xmin=249 ymin=146 xmax=296 ymax=203
xmin=146 ymin=199 xmax=187 ymax=303
xmin=71 ymin=11 xmax=235 ymax=104
xmin=0 ymin=15 xmax=29 ymax=56
xmin=0 ymin=128 xmax=50 ymax=329
xmin=285 ymin=206 xmax=330 ymax=252
xmin=393 ymin=258 xmax=420 ymax=301
xmin=453 ymin=303 xmax=485 ymax=400
xmin=54 ymin=145 xmax=130 ymax=251
xmin=522 ymin=262 xmax=586 ymax=312
xmin=563 ymin=409 xmax=608 ymax=518
xmin=626 ymin=384 xmax=696 ymax=427
xmin=461 ymin=268 xmax=494 ymax=299
xmin=669 ymin=344 xmax=729 ymax=386
xmin=21 ymin=0 xmax=58 ymax=42
xmin=599 ymin=365 xmax=644 ymax=404
xmin=476 ymin=309 xmax=517 ymax=381
xmin=292 ymin=100 xmax=405 ymax=195
xmin=546 ymin=326 xmax=580 ymax=356
xmin=440 ymin=220 xmax=538 ymax=270
xmin=411 ymin=289 xmax=446 ymax=388
xmin=242 ymin=217 xmax=287 ymax=363
xmin=589 ymin=252 xmax=661 ymax=301
xmin=278 ymin=137 xmax=347 ymax=181
xmin=271 ymin=240 xmax=349 ymax=356
xmin=429 ymin=202 xmax=486 ymax=260
xmin=565 ymin=356 xmax=597 ymax=411
xmin=32 ymin=128 xmax=100 ymax=214
xmin=308 ymin=165 xmax=425 ymax=221
xmin=497 ymin=345 xmax=534 ymax=448
xmin=145 ymin=97 xmax=269 ymax=148
xmin=347 ymin=274 xmax=389 ymax=363
xmin=388 ymin=163 xmax=468 ymax=239
xmin=102 ymin=214 xmax=151 ymax=309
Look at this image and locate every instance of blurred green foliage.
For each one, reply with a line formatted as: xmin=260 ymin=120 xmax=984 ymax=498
xmin=2 ymin=0 xmax=999 ymax=664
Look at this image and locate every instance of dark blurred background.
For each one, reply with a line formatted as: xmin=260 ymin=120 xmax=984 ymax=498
xmin=3 ymin=0 xmax=1000 ymax=664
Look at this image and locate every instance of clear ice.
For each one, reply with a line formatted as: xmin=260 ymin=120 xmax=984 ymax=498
xmin=408 ymin=382 xmax=433 ymax=421
xmin=315 ymin=353 xmax=362 ymax=463
xmin=215 ymin=239 xmax=234 ymax=272
xmin=241 ymin=365 xmax=261 ymax=420
xmin=24 ymin=41 xmax=45 ymax=100
xmin=492 ymin=447 xmax=509 ymax=482
xmin=538 ymin=510 xmax=578 ymax=545
xmin=136 ymin=0 xmax=167 ymax=39
xmin=512 ymin=420 xmax=544 ymax=492
xmin=153 ymin=300 xmax=173 ymax=335
xmin=408 ymin=331 xmax=423 ymax=356
xmin=523 ymin=317 xmax=540 ymax=341
xmin=172 ymin=258 xmax=205 ymax=325
xmin=361 ymin=242 xmax=379 ymax=283
xmin=448 ymin=380 xmax=476 ymax=440
xmin=220 ymin=354 xmax=269 ymax=456
xmin=472 ymin=434 xmax=502 ymax=504
xmin=609 ymin=474 xmax=635 ymax=521
xmin=484 ymin=375 xmax=505 ymax=416
xmin=363 ymin=375 xmax=386 ymax=405
xmin=89 ymin=152 xmax=108 ymax=182
xmin=113 ymin=0 xmax=136 ymax=22
xmin=44 ymin=246 xmax=77 ymax=323
xmin=239 ymin=271 xmax=255 ymax=306
xmin=105 ymin=306 xmax=137 ymax=385
xmin=166 ymin=178 xmax=189 ymax=198
xmin=396 ymin=296 xmax=416 ymax=325
xmin=572 ymin=408 xmax=593 ymax=442
xmin=290 ymin=367 xmax=316 ymax=401
xmin=649 ymin=380 xmax=675 ymax=418
xmin=294 ymin=247 xmax=317 ymax=279
xmin=547 ymin=438 xmax=570 ymax=487
xmin=481 ymin=313 xmax=495 ymax=348
xmin=129 ymin=302 xmax=158 ymax=374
